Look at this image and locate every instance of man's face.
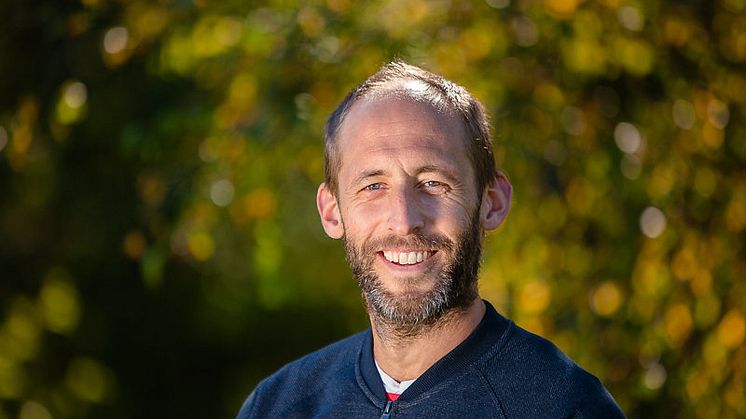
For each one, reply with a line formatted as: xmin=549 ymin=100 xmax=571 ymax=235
xmin=331 ymin=97 xmax=483 ymax=329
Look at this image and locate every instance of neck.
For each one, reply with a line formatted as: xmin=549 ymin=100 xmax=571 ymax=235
xmin=370 ymin=297 xmax=485 ymax=382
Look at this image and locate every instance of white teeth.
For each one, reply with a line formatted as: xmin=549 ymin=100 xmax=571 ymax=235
xmin=383 ymin=250 xmax=432 ymax=265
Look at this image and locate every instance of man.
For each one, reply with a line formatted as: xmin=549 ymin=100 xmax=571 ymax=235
xmin=236 ymin=61 xmax=625 ymax=418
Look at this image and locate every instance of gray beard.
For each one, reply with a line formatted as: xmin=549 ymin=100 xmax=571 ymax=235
xmin=343 ymin=212 xmax=482 ymax=339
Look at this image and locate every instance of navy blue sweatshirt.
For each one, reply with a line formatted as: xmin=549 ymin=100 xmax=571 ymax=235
xmin=236 ymin=301 xmax=625 ymax=418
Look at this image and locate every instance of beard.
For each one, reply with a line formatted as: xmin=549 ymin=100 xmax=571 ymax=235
xmin=343 ymin=211 xmax=482 ymax=337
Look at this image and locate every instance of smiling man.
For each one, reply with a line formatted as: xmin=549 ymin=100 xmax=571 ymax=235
xmin=236 ymin=62 xmax=625 ymax=418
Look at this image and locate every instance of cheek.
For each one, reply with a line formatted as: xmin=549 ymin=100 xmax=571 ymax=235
xmin=424 ymin=196 xmax=474 ymax=227
xmin=341 ymin=204 xmax=381 ymax=237
xmin=345 ymin=195 xmax=392 ymax=221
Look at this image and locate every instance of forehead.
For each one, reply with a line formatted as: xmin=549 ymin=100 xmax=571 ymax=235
xmin=335 ymin=97 xmax=473 ymax=181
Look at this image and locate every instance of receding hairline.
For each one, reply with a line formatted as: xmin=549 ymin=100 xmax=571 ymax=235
xmin=323 ymin=61 xmax=496 ymax=195
xmin=333 ymin=79 xmax=461 ymax=136
xmin=328 ymin=91 xmax=472 ymax=189
xmin=335 ymin=90 xmax=464 ymax=142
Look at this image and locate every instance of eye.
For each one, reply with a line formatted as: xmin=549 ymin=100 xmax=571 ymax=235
xmin=420 ymin=180 xmax=450 ymax=193
xmin=364 ymin=183 xmax=383 ymax=191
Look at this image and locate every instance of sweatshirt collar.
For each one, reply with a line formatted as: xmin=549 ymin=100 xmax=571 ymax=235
xmin=357 ymin=300 xmax=510 ymax=404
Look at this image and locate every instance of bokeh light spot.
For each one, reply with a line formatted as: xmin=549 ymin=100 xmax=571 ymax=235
xmin=188 ymin=231 xmax=215 ymax=261
xmin=662 ymin=17 xmax=691 ymax=46
xmin=647 ymin=165 xmax=675 ymax=199
xmin=210 ymin=179 xmax=235 ymax=207
xmin=694 ymin=167 xmax=718 ymax=197
xmin=724 ymin=377 xmax=745 ymax=412
xmin=672 ymin=99 xmax=695 ymax=130
xmin=563 ymin=39 xmax=607 ymax=75
xmin=726 ymin=200 xmax=746 ymax=232
xmin=65 ymin=357 xmax=114 ymax=403
xmin=545 ymin=0 xmax=581 ymax=19
xmin=590 ymin=281 xmax=622 ymax=317
xmin=198 ymin=137 xmax=220 ymax=163
xmin=229 ymin=74 xmax=257 ymax=106
xmin=617 ymin=6 xmax=643 ymax=31
xmin=566 ymin=176 xmax=595 ymax=215
xmin=518 ymin=280 xmax=552 ymax=314
xmin=140 ymin=249 xmax=165 ymax=290
xmin=0 ymin=356 xmax=25 ymax=398
xmin=236 ymin=189 xmax=276 ymax=220
xmin=511 ymin=16 xmax=538 ymax=47
xmin=618 ymin=39 xmax=655 ymax=76
xmin=55 ymin=80 xmax=88 ymax=125
xmin=614 ymin=122 xmax=642 ymax=154
xmin=297 ymin=6 xmax=326 ymax=37
xmin=643 ymin=362 xmax=667 ymax=390
xmin=19 ymin=401 xmax=52 ymax=419
xmin=640 ymin=206 xmax=666 ymax=238
xmin=694 ymin=293 xmax=721 ymax=329
xmin=665 ymin=303 xmax=693 ymax=347
xmin=39 ymin=269 xmax=81 ymax=335
xmin=486 ymin=0 xmax=510 ymax=9
xmin=704 ymin=333 xmax=728 ymax=367
xmin=707 ymin=99 xmax=730 ymax=129
xmin=326 ymin=0 xmax=351 ymax=13
xmin=3 ymin=298 xmax=42 ymax=361
xmin=137 ymin=175 xmax=166 ymax=208
xmin=620 ymin=154 xmax=642 ymax=179
xmin=63 ymin=81 xmax=87 ymax=109
xmin=690 ymin=269 xmax=713 ymax=297
xmin=123 ymin=230 xmax=147 ymax=260
xmin=214 ymin=17 xmax=242 ymax=48
xmin=561 ymin=106 xmax=586 ymax=136
xmin=671 ymin=247 xmax=697 ymax=280
xmin=702 ymin=122 xmax=724 ymax=150
xmin=686 ymin=369 xmax=709 ymax=401
xmin=718 ymin=310 xmax=746 ymax=349
xmin=103 ymin=27 xmax=129 ymax=54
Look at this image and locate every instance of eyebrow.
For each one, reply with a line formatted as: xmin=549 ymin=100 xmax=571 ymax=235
xmin=352 ymin=169 xmax=386 ymax=186
xmin=416 ymin=165 xmax=460 ymax=184
xmin=351 ymin=165 xmax=461 ymax=186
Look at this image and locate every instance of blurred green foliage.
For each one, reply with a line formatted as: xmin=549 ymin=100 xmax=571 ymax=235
xmin=1 ymin=0 xmax=745 ymax=418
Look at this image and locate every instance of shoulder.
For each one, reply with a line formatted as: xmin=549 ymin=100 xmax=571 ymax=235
xmin=478 ymin=321 xmax=625 ymax=417
xmin=236 ymin=330 xmax=368 ymax=419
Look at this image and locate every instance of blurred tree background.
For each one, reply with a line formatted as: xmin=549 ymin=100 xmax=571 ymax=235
xmin=0 ymin=0 xmax=744 ymax=417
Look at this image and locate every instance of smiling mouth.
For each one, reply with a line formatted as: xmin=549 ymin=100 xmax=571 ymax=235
xmin=380 ymin=250 xmax=437 ymax=265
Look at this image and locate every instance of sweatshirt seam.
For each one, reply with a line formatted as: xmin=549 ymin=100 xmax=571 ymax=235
xmin=473 ymin=364 xmax=507 ymax=418
xmin=477 ymin=319 xmax=518 ymax=366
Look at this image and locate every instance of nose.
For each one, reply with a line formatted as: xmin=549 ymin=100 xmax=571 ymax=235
xmin=386 ymin=186 xmax=425 ymax=235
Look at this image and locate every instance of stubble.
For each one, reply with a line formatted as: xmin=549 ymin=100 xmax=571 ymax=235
xmin=343 ymin=211 xmax=482 ymax=340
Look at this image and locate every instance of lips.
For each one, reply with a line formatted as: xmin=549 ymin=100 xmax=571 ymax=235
xmin=381 ymin=250 xmax=435 ymax=265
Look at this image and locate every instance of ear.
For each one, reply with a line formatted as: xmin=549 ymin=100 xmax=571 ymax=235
xmin=479 ymin=171 xmax=512 ymax=231
xmin=317 ymin=182 xmax=344 ymax=239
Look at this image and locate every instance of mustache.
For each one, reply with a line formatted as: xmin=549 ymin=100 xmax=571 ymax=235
xmin=359 ymin=233 xmax=455 ymax=254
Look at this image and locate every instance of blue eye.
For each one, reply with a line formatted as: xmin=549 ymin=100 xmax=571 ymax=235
xmin=421 ymin=180 xmax=450 ymax=194
xmin=365 ymin=183 xmax=383 ymax=191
